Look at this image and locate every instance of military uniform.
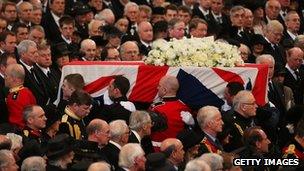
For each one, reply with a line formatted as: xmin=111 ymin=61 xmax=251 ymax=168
xmin=224 ymin=111 xmax=255 ymax=152
xmin=198 ymin=133 xmax=223 ymax=155
xmin=19 ymin=126 xmax=45 ymax=161
xmin=150 ymin=97 xmax=192 ymax=148
xmin=282 ymin=139 xmax=304 ymax=160
xmin=6 ymin=85 xmax=36 ymax=128
xmin=58 ymin=107 xmax=87 ymax=140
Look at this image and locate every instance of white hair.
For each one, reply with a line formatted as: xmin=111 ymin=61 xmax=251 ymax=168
xmin=232 ymin=90 xmax=253 ymax=110
xmin=124 ymin=2 xmax=139 ymax=15
xmin=199 ymin=153 xmax=223 ymax=171
xmin=6 ymin=133 xmax=22 ymax=151
xmin=17 ymin=40 xmax=37 ymax=55
xmin=129 ymin=110 xmax=151 ymax=131
xmin=21 ymin=156 xmax=46 ymax=171
xmin=185 ymin=158 xmax=211 ymax=171
xmin=119 ymin=143 xmax=144 ymax=168
xmin=256 ymin=54 xmax=275 ymax=65
xmin=197 ymin=106 xmax=220 ymax=129
xmin=109 ymin=120 xmax=129 ymax=141
xmin=87 ymin=161 xmax=111 ymax=171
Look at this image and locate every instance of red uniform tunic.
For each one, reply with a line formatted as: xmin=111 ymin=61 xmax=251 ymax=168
xmin=6 ymin=86 xmax=36 ymax=128
xmin=150 ymin=97 xmax=192 ymax=148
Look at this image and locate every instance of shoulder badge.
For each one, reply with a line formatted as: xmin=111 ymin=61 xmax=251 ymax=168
xmin=23 ymin=130 xmax=29 ymax=137
xmin=151 ymin=101 xmax=164 ymax=108
xmin=234 ymin=123 xmax=244 ymax=136
xmin=12 ymin=92 xmax=19 ymax=100
xmin=61 ymin=114 xmax=68 ymax=123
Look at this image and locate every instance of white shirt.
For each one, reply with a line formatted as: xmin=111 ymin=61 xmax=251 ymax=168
xmin=286 ymin=64 xmax=298 ymax=80
xmin=61 ymin=35 xmax=72 ymax=44
xmin=287 ymin=30 xmax=297 ymax=41
xmin=199 ymin=6 xmax=209 ymax=16
xmin=109 ymin=140 xmax=122 ymax=150
xmin=131 ymin=130 xmax=141 ymax=142
xmin=19 ymin=59 xmax=33 ymax=72
xmin=51 ymin=11 xmax=60 ymax=27
xmin=37 ymin=64 xmax=50 ymax=76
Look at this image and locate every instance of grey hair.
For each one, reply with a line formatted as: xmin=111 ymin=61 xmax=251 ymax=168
xmin=6 ymin=133 xmax=22 ymax=151
xmin=124 ymin=2 xmax=139 ymax=16
xmin=197 ymin=106 xmax=220 ymax=129
xmin=23 ymin=105 xmax=36 ymax=124
xmin=129 ymin=110 xmax=151 ymax=131
xmin=109 ymin=120 xmax=129 ymax=141
xmin=6 ymin=64 xmax=25 ymax=81
xmin=21 ymin=156 xmax=46 ymax=171
xmin=17 ymin=40 xmax=37 ymax=55
xmin=199 ymin=153 xmax=223 ymax=171
xmin=30 ymin=25 xmax=45 ymax=36
xmin=229 ymin=5 xmax=245 ymax=16
xmin=95 ymin=9 xmax=115 ymax=23
xmin=17 ymin=2 xmax=33 ymax=14
xmin=232 ymin=90 xmax=253 ymax=110
xmin=0 ymin=150 xmax=14 ymax=168
xmin=185 ymin=158 xmax=211 ymax=171
xmin=119 ymin=143 xmax=144 ymax=168
xmin=265 ymin=20 xmax=284 ymax=33
xmin=256 ymin=54 xmax=275 ymax=65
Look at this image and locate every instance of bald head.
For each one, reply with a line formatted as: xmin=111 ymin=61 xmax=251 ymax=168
xmin=87 ymin=119 xmax=110 ymax=147
xmin=158 ymin=76 xmax=179 ymax=97
xmin=5 ymin=64 xmax=25 ymax=88
xmin=80 ymin=39 xmax=96 ymax=61
xmin=120 ymin=41 xmax=140 ymax=61
xmin=160 ymin=138 xmax=182 ymax=151
xmin=138 ymin=21 xmax=153 ymax=43
xmin=88 ymin=162 xmax=111 ymax=171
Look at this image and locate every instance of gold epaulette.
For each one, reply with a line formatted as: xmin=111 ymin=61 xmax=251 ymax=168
xmin=9 ymin=85 xmax=24 ymax=93
xmin=61 ymin=114 xmax=68 ymax=123
xmin=283 ymin=144 xmax=297 ymax=158
xmin=201 ymin=137 xmax=213 ymax=153
xmin=234 ymin=123 xmax=244 ymax=136
xmin=23 ymin=130 xmax=29 ymax=137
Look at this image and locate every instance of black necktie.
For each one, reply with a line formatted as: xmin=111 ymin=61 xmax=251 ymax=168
xmin=294 ymin=70 xmax=300 ymax=80
xmin=268 ymin=82 xmax=274 ymax=93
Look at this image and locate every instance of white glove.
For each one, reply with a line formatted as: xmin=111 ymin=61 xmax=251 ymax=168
xmin=180 ymin=111 xmax=195 ymax=125
xmin=120 ymin=101 xmax=136 ymax=112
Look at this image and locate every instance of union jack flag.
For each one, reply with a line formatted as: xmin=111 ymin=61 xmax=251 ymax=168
xmin=58 ymin=61 xmax=268 ymax=109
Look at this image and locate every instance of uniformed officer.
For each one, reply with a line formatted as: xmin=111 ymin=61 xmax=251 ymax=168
xmin=196 ymin=106 xmax=224 ymax=155
xmin=223 ymin=90 xmax=258 ymax=152
xmin=150 ymin=76 xmax=194 ymax=150
xmin=283 ymin=119 xmax=304 ymax=160
xmin=58 ymin=90 xmax=92 ymax=140
xmin=19 ymin=105 xmax=47 ymax=161
xmin=4 ymin=64 xmax=36 ymax=129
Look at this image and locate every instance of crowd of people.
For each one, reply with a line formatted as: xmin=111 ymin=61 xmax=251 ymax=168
xmin=0 ymin=0 xmax=304 ymax=170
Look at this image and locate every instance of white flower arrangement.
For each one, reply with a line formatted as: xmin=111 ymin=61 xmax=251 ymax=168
xmin=144 ymin=37 xmax=244 ymax=67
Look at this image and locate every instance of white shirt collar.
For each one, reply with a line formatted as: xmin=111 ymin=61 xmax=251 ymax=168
xmin=19 ymin=59 xmax=33 ymax=72
xmin=199 ymin=6 xmax=209 ymax=16
xmin=131 ymin=130 xmax=141 ymax=142
xmin=51 ymin=11 xmax=60 ymax=27
xmin=140 ymin=40 xmax=150 ymax=47
xmin=37 ymin=64 xmax=50 ymax=75
xmin=61 ymin=35 xmax=72 ymax=44
xmin=109 ymin=140 xmax=122 ymax=150
xmin=204 ymin=131 xmax=216 ymax=142
xmin=211 ymin=11 xmax=222 ymax=18
xmin=0 ymin=72 xmax=4 ymax=78
xmin=286 ymin=64 xmax=298 ymax=80
xmin=287 ymin=30 xmax=297 ymax=41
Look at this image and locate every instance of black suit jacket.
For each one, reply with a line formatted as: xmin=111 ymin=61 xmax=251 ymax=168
xmin=284 ymin=68 xmax=304 ymax=105
xmin=0 ymin=76 xmax=8 ymax=123
xmin=262 ymin=40 xmax=286 ymax=67
xmin=192 ymin=6 xmax=210 ymax=21
xmin=128 ymin=131 xmax=154 ymax=155
xmin=268 ymin=81 xmax=286 ymax=123
xmin=138 ymin=42 xmax=151 ymax=56
xmin=19 ymin=62 xmax=48 ymax=106
xmin=103 ymin=142 xmax=120 ymax=169
xmin=206 ymin=12 xmax=230 ymax=38
xmin=41 ymin=11 xmax=62 ymax=44
xmin=227 ymin=26 xmax=252 ymax=46
xmin=33 ymin=65 xmax=61 ymax=104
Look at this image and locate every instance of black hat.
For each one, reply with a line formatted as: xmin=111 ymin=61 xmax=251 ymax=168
xmin=101 ymin=25 xmax=123 ymax=38
xmin=72 ymin=2 xmax=92 ymax=16
xmin=251 ymin=34 xmax=268 ymax=46
xmin=273 ymin=64 xmax=286 ymax=77
xmin=152 ymin=7 xmax=165 ymax=15
xmin=176 ymin=129 xmax=203 ymax=151
xmin=51 ymin=42 xmax=71 ymax=59
xmin=44 ymin=105 xmax=61 ymax=130
xmin=90 ymin=36 xmax=108 ymax=47
xmin=146 ymin=152 xmax=175 ymax=171
xmin=47 ymin=134 xmax=75 ymax=160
